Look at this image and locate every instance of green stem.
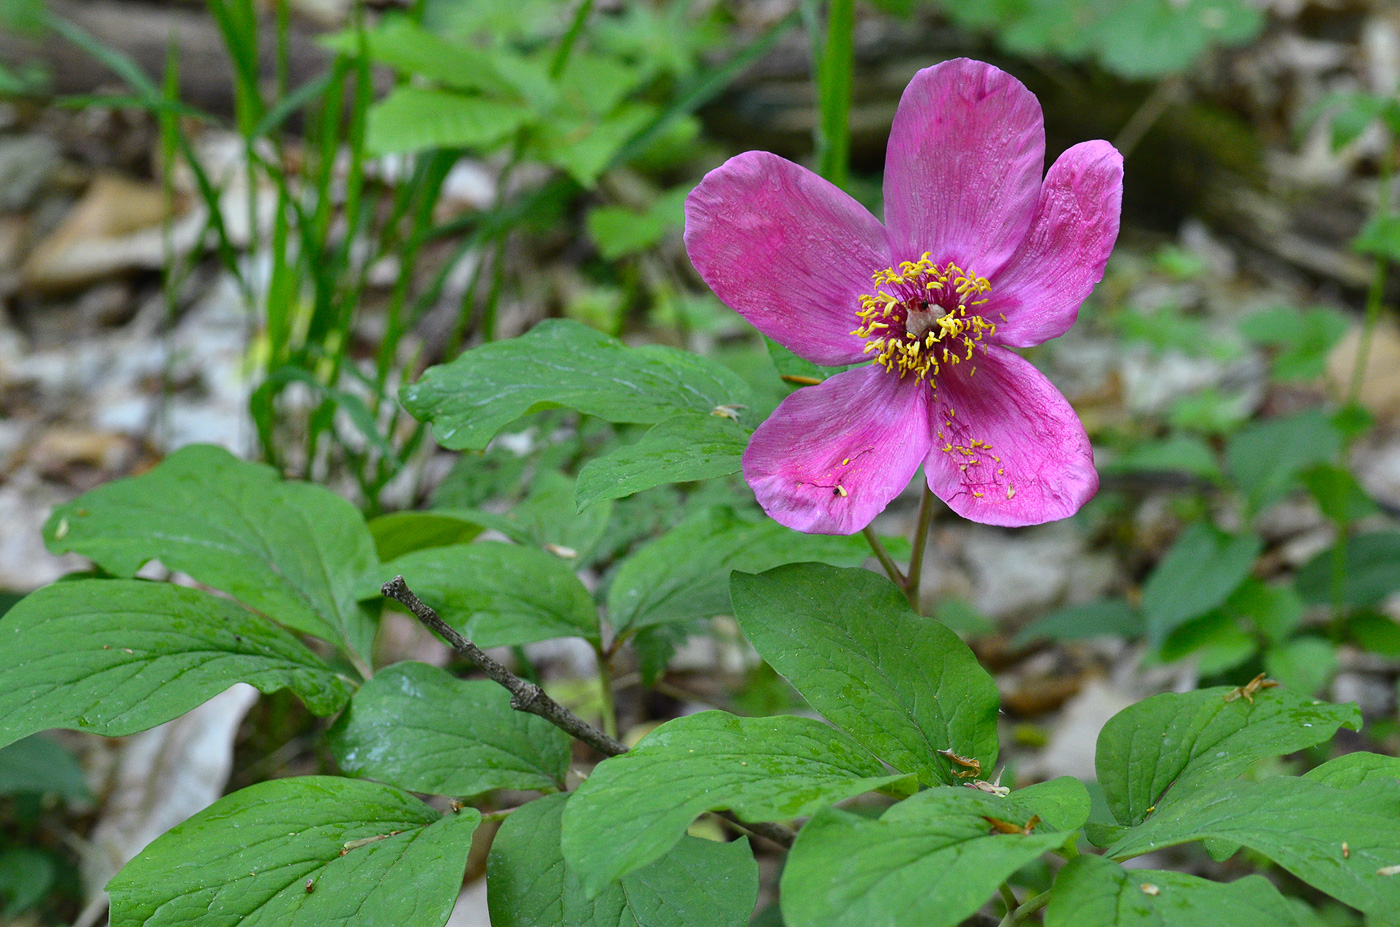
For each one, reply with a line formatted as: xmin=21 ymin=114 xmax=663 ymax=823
xmin=904 ymin=485 xmax=936 ymax=610
xmin=998 ymin=883 xmax=1019 ymax=917
xmin=862 ymin=526 xmax=906 ymax=586
xmin=550 ymin=0 xmax=596 ymax=80
xmin=595 ymin=643 xmax=619 ymax=741
xmin=998 ymin=889 xmax=1051 ymax=927
xmin=814 ymin=0 xmax=853 ymax=190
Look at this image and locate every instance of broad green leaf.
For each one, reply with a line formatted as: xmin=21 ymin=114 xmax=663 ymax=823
xmin=1296 ymin=532 xmax=1400 ymax=608
xmin=1104 ymin=776 xmax=1400 ymax=918
xmin=489 ymin=792 xmax=759 ymax=927
xmin=585 ymin=186 xmax=688 ymax=260
xmin=1014 ymin=777 xmax=1093 ymax=832
xmin=1227 ymin=579 xmax=1303 ymax=644
xmin=1263 ymin=637 xmax=1337 ymax=695
xmin=108 ymin=777 xmax=480 ymax=927
xmin=372 ymin=542 xmax=599 ymax=647
xmin=0 ymin=734 xmax=89 ymax=800
xmin=328 ymin=662 xmax=569 ymax=797
xmin=560 ymin=711 xmax=908 ymax=894
xmin=366 ymin=86 xmax=529 ymax=156
xmin=1105 ymin=435 xmax=1221 ymax=482
xmin=1348 ymin=610 xmax=1400 ymax=657
xmin=1301 ymin=463 xmax=1379 ymax=524
xmin=0 ymin=849 xmax=55 ymax=918
xmin=496 ymin=470 xmax=615 ymax=564
xmin=1238 ymin=306 xmax=1348 ymax=382
xmin=1095 ymin=686 xmax=1359 ymax=826
xmin=780 ymin=788 xmax=1067 ymax=927
xmin=45 ymin=444 xmax=378 ymax=656
xmin=0 ymin=581 xmax=351 ymax=750
xmin=1225 ymin=409 xmax=1341 ymax=511
xmin=1045 ymin=854 xmax=1313 ymax=927
xmin=606 ymin=507 xmax=870 ymax=634
xmin=730 ymin=563 xmax=999 ymax=786
xmin=365 ymin=511 xmax=485 ymax=561
xmin=575 ymin=413 xmax=748 ymax=510
xmin=538 ymin=103 xmax=657 ymax=187
xmin=401 ymin=319 xmax=750 ymax=451
xmin=1012 ymin=599 xmax=1141 ymax=647
xmin=1304 ymin=751 xmax=1400 ymax=788
xmin=1141 ymin=523 xmax=1261 ymax=644
xmin=1157 ymin=611 xmax=1256 ymax=674
xmin=322 ymin=16 xmax=521 ymax=96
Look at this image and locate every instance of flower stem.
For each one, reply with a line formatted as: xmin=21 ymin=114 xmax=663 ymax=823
xmin=594 ymin=642 xmax=619 ymax=742
xmin=862 ymin=526 xmax=906 ymax=586
xmin=904 ymin=485 xmax=936 ymax=610
xmin=997 ymin=889 xmax=1051 ymax=927
xmin=998 ymin=883 xmax=1019 ymax=917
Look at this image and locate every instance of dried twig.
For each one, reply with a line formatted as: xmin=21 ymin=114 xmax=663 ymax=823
xmin=381 ymin=575 xmax=796 ymax=849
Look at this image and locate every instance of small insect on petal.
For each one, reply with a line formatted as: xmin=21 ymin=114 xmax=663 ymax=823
xmin=305 ymin=879 xmax=315 ymax=893
xmin=1140 ymin=883 xmax=1160 ymax=896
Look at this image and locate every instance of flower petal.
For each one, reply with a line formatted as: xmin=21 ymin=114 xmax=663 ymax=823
xmin=985 ymin=140 xmax=1123 ymax=348
xmin=925 ymin=346 xmax=1096 ymax=526
xmin=743 ymin=365 xmax=931 ymax=535
xmin=883 ymin=59 xmax=1045 ymax=276
xmin=684 ymin=151 xmax=891 ymax=366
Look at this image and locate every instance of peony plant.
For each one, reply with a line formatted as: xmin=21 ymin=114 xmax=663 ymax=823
xmin=0 ymin=57 xmax=1396 ymax=927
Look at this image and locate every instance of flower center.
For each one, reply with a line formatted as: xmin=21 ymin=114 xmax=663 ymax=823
xmin=852 ymin=254 xmax=996 ymax=381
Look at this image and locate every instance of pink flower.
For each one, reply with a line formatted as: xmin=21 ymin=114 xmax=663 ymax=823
xmin=684 ymin=59 xmax=1122 ymax=534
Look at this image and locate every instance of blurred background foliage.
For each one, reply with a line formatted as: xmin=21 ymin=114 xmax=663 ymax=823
xmin=2 ymin=0 xmax=1400 ymax=923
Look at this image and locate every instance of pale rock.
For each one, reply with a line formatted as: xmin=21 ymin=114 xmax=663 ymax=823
xmin=445 ymin=879 xmax=491 ymax=927
xmin=963 ymin=524 xmax=1115 ymax=620
xmin=0 ymin=135 xmax=59 ymax=210
xmin=1327 ymin=321 xmax=1400 ymax=423
xmin=80 ymin=685 xmax=260 ymax=902
xmin=0 ymin=469 xmax=85 ymax=590
xmin=1027 ymin=678 xmax=1138 ymax=783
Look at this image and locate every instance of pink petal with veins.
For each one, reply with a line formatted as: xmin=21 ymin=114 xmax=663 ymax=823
xmin=743 ymin=365 xmax=931 ymax=534
xmin=924 ymin=346 xmax=1096 ymax=526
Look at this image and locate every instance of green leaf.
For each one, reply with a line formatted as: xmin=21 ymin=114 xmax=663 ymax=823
xmin=560 ymin=711 xmax=908 ymax=894
xmin=1013 ymin=599 xmax=1141 ymax=647
xmin=365 ymin=511 xmax=486 ymax=561
xmin=780 ymin=788 xmax=1067 ymax=927
xmin=606 ymin=507 xmax=870 ymax=634
xmin=372 ymin=542 xmax=599 ymax=647
xmin=0 ymin=734 xmax=89 ymax=800
xmin=1354 ymin=214 xmax=1400 ymax=263
xmin=1238 ymin=306 xmax=1348 ymax=382
xmin=109 ymin=777 xmax=480 ymax=927
xmin=1156 ymin=611 xmax=1256 ymax=674
xmin=1301 ymin=464 xmax=1379 ymax=524
xmin=575 ymin=413 xmax=748 ymax=510
xmin=1142 ymin=524 xmax=1261 ymax=644
xmin=1305 ymin=751 xmax=1400 ymax=788
xmin=1045 ymin=854 xmax=1314 ymax=927
xmin=0 ymin=581 xmax=352 ymax=750
xmin=45 ymin=444 xmax=378 ymax=657
xmin=1103 ymin=776 xmax=1400 ymax=918
xmin=1296 ymin=532 xmax=1400 ymax=608
xmin=729 ymin=563 xmax=999 ymax=786
xmin=1263 ymin=637 xmax=1337 ymax=695
xmin=538 ymin=103 xmax=657 ymax=187
xmin=402 ymin=319 xmax=750 ymax=451
xmin=1105 ymin=435 xmax=1221 ymax=482
xmin=0 ymin=849 xmax=55 ymax=918
xmin=328 ymin=662 xmax=569 ymax=797
xmin=1225 ymin=409 xmax=1341 ymax=511
xmin=1227 ymin=579 xmax=1303 ymax=645
xmin=1348 ymin=611 xmax=1400 ymax=657
xmin=489 ymin=792 xmax=759 ymax=927
xmin=322 ymin=16 xmax=521 ymax=96
xmin=1095 ymin=685 xmax=1360 ymax=826
xmin=366 ymin=86 xmax=529 ymax=156
xmin=1014 ymin=776 xmax=1093 ymax=832
xmin=585 ymin=186 xmax=689 ymax=261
